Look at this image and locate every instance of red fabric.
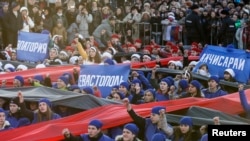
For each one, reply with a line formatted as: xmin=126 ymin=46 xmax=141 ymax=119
xmin=0 ymin=90 xmax=249 ymax=141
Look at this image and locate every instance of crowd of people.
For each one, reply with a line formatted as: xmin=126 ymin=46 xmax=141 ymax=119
xmin=1 ymin=0 xmax=250 ymax=140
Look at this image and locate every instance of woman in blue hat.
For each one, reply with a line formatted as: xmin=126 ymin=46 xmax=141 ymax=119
xmin=17 ymin=91 xmax=61 ymax=124
xmin=62 ymin=119 xmax=114 ymax=141
xmin=0 ymin=108 xmax=13 ymax=131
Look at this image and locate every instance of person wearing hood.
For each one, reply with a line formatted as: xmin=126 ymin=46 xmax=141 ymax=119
xmin=17 ymin=91 xmax=61 ymax=124
xmin=20 ymin=6 xmax=35 ymax=32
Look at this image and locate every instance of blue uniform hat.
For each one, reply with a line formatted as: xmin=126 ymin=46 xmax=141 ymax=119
xmin=209 ymin=75 xmax=219 ymax=84
xmin=124 ymin=123 xmax=139 ymax=135
xmin=161 ymin=78 xmax=172 ymax=86
xmin=0 ymin=108 xmax=5 ymax=113
xmin=180 ymin=116 xmax=193 ymax=127
xmin=120 ymin=82 xmax=130 ymax=90
xmin=116 ymin=92 xmax=125 ymax=99
xmin=131 ymin=79 xmax=141 ymax=85
xmin=89 ymin=119 xmax=103 ymax=129
xmin=151 ymin=133 xmax=166 ymax=141
xmin=190 ymin=80 xmax=201 ymax=90
xmin=179 ymin=79 xmax=189 ymax=90
xmin=59 ymin=76 xmax=69 ymax=85
xmin=104 ymin=58 xmax=115 ymax=65
xmin=151 ymin=106 xmax=166 ymax=115
xmin=15 ymin=75 xmax=24 ymax=86
xmin=145 ymin=89 xmax=156 ymax=98
xmin=39 ymin=98 xmax=52 ymax=108
xmin=34 ymin=75 xmax=44 ymax=82
xmin=82 ymin=87 xmax=94 ymax=95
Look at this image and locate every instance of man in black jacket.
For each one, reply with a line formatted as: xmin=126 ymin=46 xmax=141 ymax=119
xmin=185 ymin=4 xmax=205 ymax=45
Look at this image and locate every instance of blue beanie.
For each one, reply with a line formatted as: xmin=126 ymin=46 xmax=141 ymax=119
xmin=41 ymin=29 xmax=50 ymax=34
xmin=209 ymin=75 xmax=219 ymax=84
xmin=104 ymin=58 xmax=115 ymax=65
xmin=151 ymin=133 xmax=166 ymax=141
xmin=82 ymin=87 xmax=94 ymax=95
xmin=34 ymin=75 xmax=44 ymax=82
xmin=0 ymin=108 xmax=5 ymax=113
xmin=62 ymin=72 xmax=73 ymax=82
xmin=124 ymin=123 xmax=139 ymax=135
xmin=59 ymin=76 xmax=69 ymax=85
xmin=14 ymin=75 xmax=24 ymax=86
xmin=39 ymin=98 xmax=52 ymax=108
xmin=190 ymin=80 xmax=201 ymax=90
xmin=89 ymin=119 xmax=103 ymax=129
xmin=145 ymin=89 xmax=156 ymax=98
xmin=151 ymin=106 xmax=166 ymax=115
xmin=161 ymin=78 xmax=172 ymax=86
xmin=180 ymin=116 xmax=193 ymax=127
xmin=70 ymin=85 xmax=80 ymax=91
xmin=131 ymin=79 xmax=141 ymax=85
xmin=116 ymin=92 xmax=125 ymax=99
xmin=120 ymin=82 xmax=130 ymax=90
xmin=165 ymin=76 xmax=175 ymax=86
xmin=7 ymin=67 xmax=15 ymax=72
xmin=112 ymin=85 xmax=119 ymax=89
xmin=179 ymin=79 xmax=189 ymax=90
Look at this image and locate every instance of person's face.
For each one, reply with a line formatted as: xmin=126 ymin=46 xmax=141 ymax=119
xmin=200 ymin=125 xmax=207 ymax=135
xmin=188 ymin=84 xmax=197 ymax=94
xmin=131 ymin=57 xmax=140 ymax=63
xmin=142 ymin=55 xmax=151 ymax=62
xmin=144 ymin=91 xmax=154 ymax=103
xmin=180 ymin=124 xmax=190 ymax=134
xmin=0 ymin=112 xmax=5 ymax=125
xmin=0 ymin=98 xmax=6 ymax=107
xmin=208 ymin=80 xmax=217 ymax=89
xmin=88 ymin=126 xmax=100 ymax=137
xmin=89 ymin=48 xmax=96 ymax=58
xmin=122 ymin=128 xmax=135 ymax=141
xmin=11 ymin=52 xmax=17 ymax=60
xmin=224 ymin=73 xmax=231 ymax=80
xmin=39 ymin=102 xmax=48 ymax=113
xmin=49 ymin=49 xmax=58 ymax=59
xmin=3 ymin=5 xmax=8 ymax=12
xmin=119 ymin=85 xmax=128 ymax=94
xmin=168 ymin=62 xmax=176 ymax=69
xmin=57 ymin=79 xmax=66 ymax=89
xmin=13 ymin=79 xmax=21 ymax=87
xmin=112 ymin=93 xmax=122 ymax=101
xmin=29 ymin=102 xmax=38 ymax=111
xmin=9 ymin=103 xmax=19 ymax=114
xmin=111 ymin=87 xmax=118 ymax=95
xmin=150 ymin=113 xmax=160 ymax=124
xmin=116 ymin=8 xmax=122 ymax=14
xmin=159 ymin=81 xmax=169 ymax=92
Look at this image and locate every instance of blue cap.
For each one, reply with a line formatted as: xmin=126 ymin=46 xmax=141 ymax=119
xmin=82 ymin=87 xmax=94 ymax=95
xmin=161 ymin=78 xmax=171 ymax=86
xmin=89 ymin=119 xmax=103 ymax=129
xmin=151 ymin=133 xmax=166 ymax=141
xmin=15 ymin=75 xmax=24 ymax=86
xmin=0 ymin=108 xmax=5 ymax=113
xmin=34 ymin=75 xmax=44 ymax=82
xmin=179 ymin=79 xmax=189 ymax=90
xmin=145 ymin=89 xmax=156 ymax=98
xmin=39 ymin=98 xmax=52 ymax=107
xmin=59 ymin=76 xmax=69 ymax=85
xmin=180 ymin=116 xmax=193 ymax=127
xmin=209 ymin=75 xmax=219 ymax=84
xmin=151 ymin=106 xmax=166 ymax=115
xmin=131 ymin=79 xmax=141 ymax=85
xmin=120 ymin=82 xmax=130 ymax=90
xmin=124 ymin=123 xmax=139 ymax=135
xmin=190 ymin=80 xmax=201 ymax=90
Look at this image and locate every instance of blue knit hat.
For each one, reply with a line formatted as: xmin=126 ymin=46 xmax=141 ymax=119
xmin=104 ymin=58 xmax=115 ymax=65
xmin=131 ymin=79 xmax=141 ymax=85
xmin=15 ymin=75 xmax=24 ymax=86
xmin=112 ymin=85 xmax=119 ymax=89
xmin=7 ymin=67 xmax=15 ymax=72
xmin=145 ymin=89 xmax=156 ymax=98
xmin=209 ymin=75 xmax=219 ymax=84
xmin=190 ymin=80 xmax=201 ymax=90
xmin=161 ymin=78 xmax=171 ymax=86
xmin=124 ymin=123 xmax=139 ymax=135
xmin=0 ymin=108 xmax=5 ymax=113
xmin=180 ymin=116 xmax=193 ymax=127
xmin=62 ymin=72 xmax=73 ymax=82
xmin=151 ymin=133 xmax=166 ymax=141
xmin=39 ymin=98 xmax=52 ymax=108
xmin=34 ymin=75 xmax=44 ymax=82
xmin=59 ymin=76 xmax=69 ymax=85
xmin=151 ymin=106 xmax=166 ymax=115
xmin=89 ymin=119 xmax=103 ymax=129
xmin=120 ymin=82 xmax=130 ymax=90
xmin=70 ymin=85 xmax=80 ymax=91
xmin=41 ymin=29 xmax=50 ymax=34
xmin=179 ymin=79 xmax=189 ymax=90
xmin=165 ymin=76 xmax=174 ymax=86
xmin=82 ymin=87 xmax=94 ymax=95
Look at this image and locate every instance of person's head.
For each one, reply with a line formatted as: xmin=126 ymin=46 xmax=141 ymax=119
xmin=208 ymin=75 xmax=219 ymax=89
xmin=159 ymin=78 xmax=171 ymax=93
xmin=11 ymin=2 xmax=20 ymax=11
xmin=38 ymin=98 xmax=51 ymax=113
xmin=150 ymin=106 xmax=166 ymax=124
xmin=20 ymin=6 xmax=28 ymax=16
xmin=57 ymin=76 xmax=69 ymax=89
xmin=112 ymin=92 xmax=125 ymax=101
xmin=198 ymin=64 xmax=209 ymax=76
xmin=49 ymin=48 xmax=59 ymax=59
xmin=13 ymin=75 xmax=24 ymax=87
xmin=82 ymin=87 xmax=94 ymax=95
xmin=0 ymin=98 xmax=6 ymax=108
xmin=122 ymin=123 xmax=139 ymax=140
xmin=29 ymin=101 xmax=38 ymax=111
xmin=108 ymin=16 xmax=116 ymax=26
xmin=0 ymin=108 xmax=6 ymax=125
xmin=151 ymin=133 xmax=166 ymax=141
xmin=33 ymin=75 xmax=44 ymax=84
xmin=88 ymin=119 xmax=103 ymax=138
xmin=189 ymin=80 xmax=201 ymax=95
xmin=143 ymin=89 xmax=156 ymax=103
xmin=130 ymin=54 xmax=141 ymax=63
xmin=119 ymin=82 xmax=130 ymax=94
xmin=179 ymin=116 xmax=193 ymax=134
xmin=9 ymin=97 xmax=20 ymax=114
xmin=178 ymin=79 xmax=189 ymax=92
xmin=190 ymin=4 xmax=200 ymax=14
xmin=224 ymin=68 xmax=235 ymax=81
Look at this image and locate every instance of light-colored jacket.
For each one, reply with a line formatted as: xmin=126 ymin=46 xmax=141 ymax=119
xmin=115 ymin=135 xmax=141 ymax=141
xmin=76 ymin=13 xmax=93 ymax=38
